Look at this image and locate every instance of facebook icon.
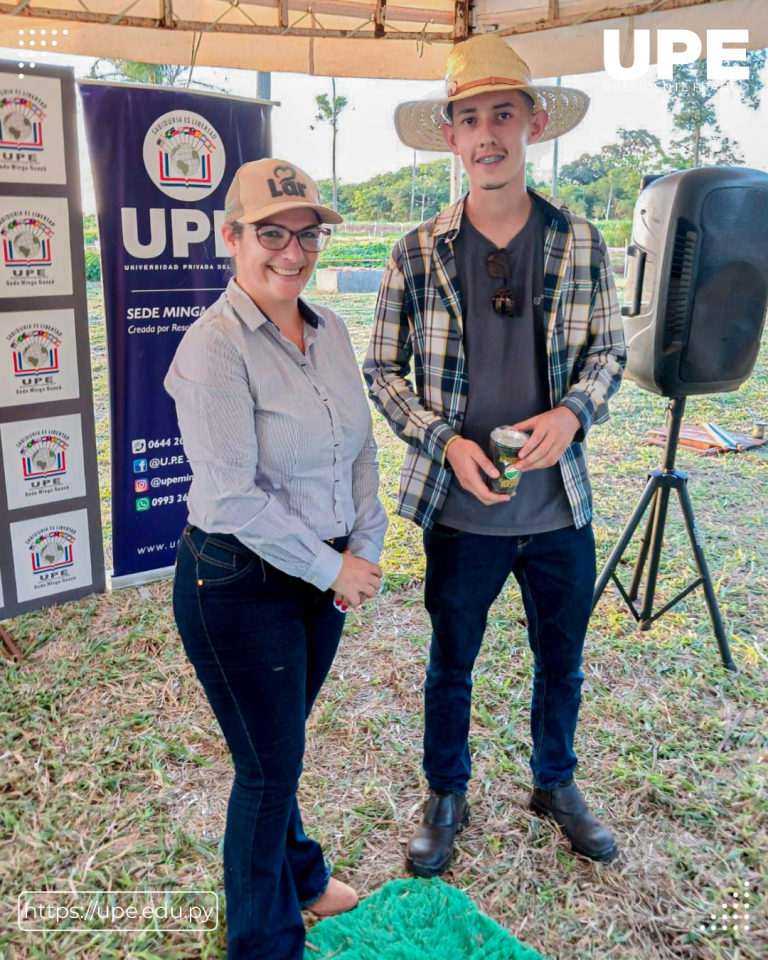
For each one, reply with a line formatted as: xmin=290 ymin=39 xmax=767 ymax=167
xmin=133 ymin=458 xmax=148 ymax=474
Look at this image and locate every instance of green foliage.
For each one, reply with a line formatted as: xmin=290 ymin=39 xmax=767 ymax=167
xmin=319 ymin=240 xmax=391 ymax=267
xmin=558 ymin=128 xmax=678 ymax=220
xmin=657 ymin=52 xmax=766 ymax=166
xmin=311 ymin=89 xmax=349 ymax=129
xmin=316 ymin=179 xmax=355 ymax=215
xmin=316 ymin=158 xmax=546 ymax=225
xmin=316 ymin=127 xmax=683 ymax=228
xmin=526 ymin=161 xmax=548 ymax=193
xmin=358 ymin=159 xmax=453 ymax=222
xmin=87 ymin=58 xmax=226 ymax=92
xmin=318 ymin=160 xmax=464 ymax=223
xmin=593 ymin=220 xmax=632 ymax=247
xmin=83 ymin=229 xmax=99 ymax=246
xmin=310 ymin=78 xmax=349 ymax=212
xmin=84 ymin=247 xmax=101 ymax=282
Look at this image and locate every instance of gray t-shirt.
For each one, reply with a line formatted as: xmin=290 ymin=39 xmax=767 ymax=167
xmin=437 ymin=201 xmax=579 ymax=536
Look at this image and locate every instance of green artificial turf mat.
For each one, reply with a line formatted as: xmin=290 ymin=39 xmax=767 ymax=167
xmin=305 ymin=877 xmax=549 ymax=959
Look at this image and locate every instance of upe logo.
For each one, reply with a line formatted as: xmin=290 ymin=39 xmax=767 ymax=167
xmin=28 ymin=529 xmax=75 ymax=574
xmin=9 ymin=328 xmax=61 ymax=377
xmin=0 ymin=94 xmax=46 ymax=151
xmin=604 ymin=29 xmax=751 ymax=81
xmin=1 ymin=215 xmax=54 ymax=267
xmin=268 ymin=165 xmax=309 ymax=199
xmin=19 ymin=433 xmax=68 ymax=480
xmin=143 ymin=110 xmax=226 ymax=201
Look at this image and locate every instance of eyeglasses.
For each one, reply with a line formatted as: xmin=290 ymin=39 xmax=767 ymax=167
xmin=486 ymin=250 xmax=516 ymax=317
xmin=250 ymin=223 xmax=332 ymax=253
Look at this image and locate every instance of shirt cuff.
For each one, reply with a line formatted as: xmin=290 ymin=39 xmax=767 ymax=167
xmin=303 ymin=543 xmax=344 ymax=593
xmin=425 ymin=419 xmax=460 ymax=465
xmin=557 ymin=392 xmax=597 ymax=443
xmin=441 ymin=433 xmax=461 ymax=468
xmin=347 ymin=538 xmax=381 ymax=565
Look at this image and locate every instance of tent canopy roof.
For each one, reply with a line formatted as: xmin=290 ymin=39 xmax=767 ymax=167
xmin=0 ymin=0 xmax=765 ymax=79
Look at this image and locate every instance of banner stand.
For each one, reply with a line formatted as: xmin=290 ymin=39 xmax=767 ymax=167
xmin=79 ymin=80 xmax=273 ymax=585
xmin=0 ymin=62 xmax=106 ymax=621
xmin=111 ymin=564 xmax=176 ymax=592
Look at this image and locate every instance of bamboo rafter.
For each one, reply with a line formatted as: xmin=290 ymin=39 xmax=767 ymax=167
xmin=0 ymin=0 xmax=740 ymax=42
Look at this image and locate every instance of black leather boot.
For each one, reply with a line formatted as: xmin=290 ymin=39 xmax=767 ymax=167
xmin=530 ymin=779 xmax=618 ymax=863
xmin=405 ymin=790 xmax=470 ymax=878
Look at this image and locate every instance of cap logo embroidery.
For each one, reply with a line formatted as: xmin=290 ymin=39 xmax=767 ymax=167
xmin=268 ymin=164 xmax=308 ymax=199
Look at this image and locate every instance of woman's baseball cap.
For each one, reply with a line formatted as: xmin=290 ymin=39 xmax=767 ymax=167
xmin=224 ymin=158 xmax=343 ymax=225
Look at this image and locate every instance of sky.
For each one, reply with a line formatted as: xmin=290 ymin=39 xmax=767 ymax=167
xmin=1 ymin=47 xmax=767 ymax=214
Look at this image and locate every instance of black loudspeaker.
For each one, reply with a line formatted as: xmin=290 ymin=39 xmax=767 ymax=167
xmin=622 ymin=166 xmax=768 ymax=397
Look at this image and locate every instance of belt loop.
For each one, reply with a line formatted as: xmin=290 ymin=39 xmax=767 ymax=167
xmin=182 ymin=526 xmax=200 ymax=560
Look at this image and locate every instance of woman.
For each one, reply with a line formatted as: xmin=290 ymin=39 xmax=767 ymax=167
xmin=164 ymin=158 xmax=388 ymax=960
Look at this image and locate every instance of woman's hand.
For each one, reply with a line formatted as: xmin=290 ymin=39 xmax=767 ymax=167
xmin=334 ymin=549 xmax=354 ymax=611
xmin=332 ymin=549 xmax=382 ymax=609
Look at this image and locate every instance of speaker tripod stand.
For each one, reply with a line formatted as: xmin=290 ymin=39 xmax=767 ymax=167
xmin=592 ymin=397 xmax=736 ymax=671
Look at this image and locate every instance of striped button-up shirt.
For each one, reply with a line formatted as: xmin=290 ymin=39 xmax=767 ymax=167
xmin=363 ymin=190 xmax=626 ymax=531
xmin=164 ymin=277 xmax=388 ymax=592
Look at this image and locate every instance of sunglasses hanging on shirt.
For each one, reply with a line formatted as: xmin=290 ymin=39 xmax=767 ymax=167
xmin=486 ymin=250 xmax=516 ymax=317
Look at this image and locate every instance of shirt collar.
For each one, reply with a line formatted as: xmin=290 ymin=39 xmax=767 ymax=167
xmin=226 ymin=276 xmax=324 ymax=332
xmin=432 ymin=187 xmax=568 ymax=243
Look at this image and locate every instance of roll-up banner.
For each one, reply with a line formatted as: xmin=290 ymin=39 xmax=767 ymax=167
xmin=79 ymin=82 xmax=273 ymax=587
xmin=0 ymin=61 xmax=105 ymax=621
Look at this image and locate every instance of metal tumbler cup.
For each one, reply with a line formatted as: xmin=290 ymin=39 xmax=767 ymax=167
xmin=489 ymin=426 xmax=529 ymax=495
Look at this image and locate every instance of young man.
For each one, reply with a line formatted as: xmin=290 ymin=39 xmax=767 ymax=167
xmin=364 ymin=34 xmax=626 ymax=873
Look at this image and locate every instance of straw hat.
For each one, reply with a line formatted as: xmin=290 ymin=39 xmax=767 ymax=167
xmin=224 ymin=158 xmax=343 ymax=225
xmin=395 ymin=34 xmax=590 ymax=152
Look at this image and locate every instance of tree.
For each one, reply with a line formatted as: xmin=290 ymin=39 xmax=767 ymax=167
xmin=561 ymin=129 xmax=666 ymax=186
xmin=348 ymin=160 xmax=462 ymax=222
xmin=310 ymin=79 xmax=348 ymax=212
xmin=560 ymin=152 xmax=607 ymax=186
xmin=557 ymin=129 xmax=672 ymax=219
xmin=87 ymin=58 xmax=225 ymax=92
xmin=316 ymin=179 xmax=355 ymax=216
xmin=657 ymin=51 xmax=766 ymax=167
xmin=525 ymin=162 xmax=548 ymax=193
xmin=604 ymin=128 xmax=665 ymax=170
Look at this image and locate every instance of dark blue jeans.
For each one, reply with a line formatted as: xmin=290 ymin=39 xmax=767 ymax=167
xmin=422 ymin=521 xmax=596 ymax=793
xmin=173 ymin=525 xmax=348 ymax=960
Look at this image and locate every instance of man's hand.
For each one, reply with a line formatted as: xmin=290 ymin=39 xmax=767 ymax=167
xmin=512 ymin=408 xmax=581 ymax=472
xmin=445 ymin=438 xmax=512 ymax=506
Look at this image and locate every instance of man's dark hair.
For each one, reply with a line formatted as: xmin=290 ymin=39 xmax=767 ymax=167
xmin=444 ymin=91 xmax=535 ymax=123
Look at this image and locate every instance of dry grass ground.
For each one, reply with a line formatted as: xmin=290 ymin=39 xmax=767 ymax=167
xmin=1 ymin=283 xmax=766 ymax=960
